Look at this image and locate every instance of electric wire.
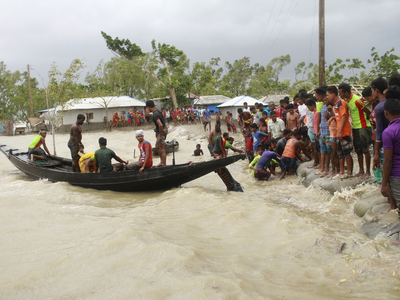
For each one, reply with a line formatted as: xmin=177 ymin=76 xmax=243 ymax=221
xmin=258 ymin=0 xmax=288 ymax=56
xmin=264 ymin=0 xmax=300 ymax=60
xmin=251 ymin=0 xmax=277 ymax=57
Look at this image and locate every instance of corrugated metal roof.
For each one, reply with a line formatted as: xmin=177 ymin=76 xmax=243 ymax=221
xmin=58 ymin=96 xmax=145 ymax=111
xmin=194 ymin=95 xmax=231 ymax=105
xmin=217 ymin=95 xmax=268 ymax=108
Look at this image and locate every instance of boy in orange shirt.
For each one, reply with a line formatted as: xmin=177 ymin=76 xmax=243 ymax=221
xmin=327 ymin=85 xmax=353 ymax=177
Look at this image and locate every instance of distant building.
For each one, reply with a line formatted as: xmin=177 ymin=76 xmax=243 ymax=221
xmin=217 ymin=95 xmax=268 ymax=119
xmin=39 ymin=96 xmax=146 ymax=128
xmin=194 ymin=95 xmax=231 ymax=114
xmin=58 ymin=96 xmax=146 ymax=125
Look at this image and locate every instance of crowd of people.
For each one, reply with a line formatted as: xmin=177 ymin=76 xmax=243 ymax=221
xmin=108 ymin=109 xmax=147 ymax=128
xmin=201 ymin=76 xmax=400 ymax=217
xmin=27 ymin=77 xmax=400 ymax=216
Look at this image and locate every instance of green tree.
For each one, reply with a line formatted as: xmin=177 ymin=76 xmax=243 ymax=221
xmin=219 ymin=57 xmax=252 ymax=97
xmin=101 ymin=31 xmax=187 ymax=109
xmin=290 ymin=62 xmax=319 ymax=94
xmin=0 ymin=62 xmax=46 ymax=122
xmin=248 ymin=55 xmax=291 ymax=98
xmin=12 ymin=72 xmax=46 ymax=122
xmin=189 ymin=58 xmax=223 ymax=96
xmin=293 ymin=47 xmax=400 ymax=94
xmin=0 ymin=62 xmax=23 ymax=120
xmin=43 ymin=59 xmax=85 ymax=154
xmin=84 ymin=64 xmax=125 ymax=130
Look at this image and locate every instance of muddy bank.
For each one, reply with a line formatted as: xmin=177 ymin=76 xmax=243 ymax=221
xmin=297 ymin=161 xmax=400 ymax=244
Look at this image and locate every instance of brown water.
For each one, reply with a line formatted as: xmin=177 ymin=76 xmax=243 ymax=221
xmin=1 ymin=124 xmax=399 ymax=299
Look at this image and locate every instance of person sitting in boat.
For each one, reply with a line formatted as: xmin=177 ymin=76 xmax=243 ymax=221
xmin=27 ymin=129 xmax=52 ymax=162
xmin=127 ymin=130 xmax=153 ymax=173
xmin=94 ymin=137 xmax=127 ymax=173
xmin=79 ymin=152 xmax=96 ymax=173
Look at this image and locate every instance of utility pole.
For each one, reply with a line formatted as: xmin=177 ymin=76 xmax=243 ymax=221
xmin=243 ymin=57 xmax=248 ymax=95
xmin=27 ymin=64 xmax=33 ymax=117
xmin=318 ymin=0 xmax=325 ymax=86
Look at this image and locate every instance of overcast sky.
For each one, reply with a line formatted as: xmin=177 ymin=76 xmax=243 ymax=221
xmin=1 ymin=0 xmax=399 ymax=86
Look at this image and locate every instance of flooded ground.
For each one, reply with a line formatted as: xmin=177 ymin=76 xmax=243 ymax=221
xmin=0 ymin=124 xmax=399 ymax=299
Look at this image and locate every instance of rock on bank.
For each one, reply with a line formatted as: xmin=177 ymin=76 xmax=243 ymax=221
xmin=297 ymin=161 xmax=400 ymax=245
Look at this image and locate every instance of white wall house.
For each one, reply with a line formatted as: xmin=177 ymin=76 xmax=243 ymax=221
xmin=217 ymin=95 xmax=268 ymax=119
xmin=56 ymin=96 xmax=146 ymax=125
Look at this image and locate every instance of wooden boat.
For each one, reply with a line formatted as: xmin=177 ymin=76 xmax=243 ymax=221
xmin=152 ymin=139 xmax=179 ymax=156
xmin=0 ymin=145 xmax=245 ymax=192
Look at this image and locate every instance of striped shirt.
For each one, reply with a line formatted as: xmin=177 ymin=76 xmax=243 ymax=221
xmin=346 ymin=93 xmax=371 ymax=129
xmin=319 ymin=105 xmax=330 ymax=137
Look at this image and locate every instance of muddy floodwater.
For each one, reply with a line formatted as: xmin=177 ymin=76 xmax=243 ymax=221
xmin=0 ymin=124 xmax=399 ymax=299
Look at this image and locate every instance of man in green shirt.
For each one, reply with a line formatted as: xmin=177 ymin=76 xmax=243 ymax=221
xmin=94 ymin=137 xmax=127 ymax=173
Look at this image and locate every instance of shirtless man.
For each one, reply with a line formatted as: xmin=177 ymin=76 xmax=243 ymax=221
xmin=208 ymin=125 xmax=218 ymax=157
xmin=279 ymin=129 xmax=312 ymax=180
xmin=216 ymin=112 xmax=221 ymax=126
xmin=68 ymin=114 xmax=85 ymax=172
xmin=285 ymin=103 xmax=300 ymax=131
xmin=237 ymin=108 xmax=253 ymax=129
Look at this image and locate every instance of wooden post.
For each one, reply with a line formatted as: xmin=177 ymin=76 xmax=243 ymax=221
xmin=27 ymin=64 xmax=33 ymax=117
xmin=243 ymin=57 xmax=247 ymax=95
xmin=319 ymin=0 xmax=325 ymax=86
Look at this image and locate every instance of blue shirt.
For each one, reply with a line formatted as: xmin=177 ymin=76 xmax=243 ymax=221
xmin=252 ymin=131 xmax=269 ymax=152
xmin=202 ymin=109 xmax=211 ymax=120
xmin=320 ymin=105 xmax=330 ymax=137
xmin=256 ymin=150 xmax=279 ymax=169
xmin=263 ymin=107 xmax=271 ymax=118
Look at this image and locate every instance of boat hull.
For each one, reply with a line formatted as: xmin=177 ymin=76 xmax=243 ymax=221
xmin=0 ymin=145 xmax=245 ymax=192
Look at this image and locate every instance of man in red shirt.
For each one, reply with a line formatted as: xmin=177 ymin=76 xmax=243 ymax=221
xmin=127 ymin=129 xmax=153 ymax=173
xmin=269 ymin=102 xmax=281 ymax=118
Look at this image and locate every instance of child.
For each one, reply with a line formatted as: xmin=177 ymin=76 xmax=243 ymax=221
xmin=279 ymin=129 xmax=312 ymax=180
xmin=226 ymin=112 xmax=232 ymax=132
xmin=250 ymin=141 xmax=280 ymax=181
xmin=232 ymin=124 xmax=237 ymax=133
xmin=216 ymin=112 xmax=221 ymax=126
xmin=269 ymin=139 xmax=278 ymax=152
xmin=315 ymin=96 xmax=333 ymax=178
xmin=231 ymin=113 xmax=237 ymax=133
xmin=250 ymin=123 xmax=269 ymax=153
xmin=243 ymin=128 xmax=254 ymax=163
xmin=326 ymin=104 xmax=338 ymax=178
xmin=193 ymin=144 xmax=203 ymax=156
xmin=327 ymin=86 xmax=353 ymax=177
xmin=305 ymin=99 xmax=320 ymax=168
xmin=249 ymin=145 xmax=265 ymax=177
xmin=381 ymin=99 xmax=400 ymax=217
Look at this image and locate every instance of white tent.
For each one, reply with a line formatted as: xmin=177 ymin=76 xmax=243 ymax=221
xmin=217 ymin=95 xmax=268 ymax=119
